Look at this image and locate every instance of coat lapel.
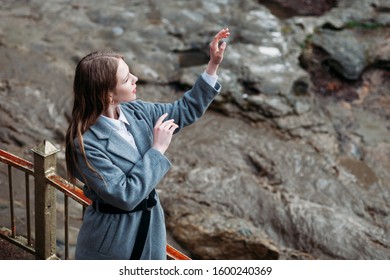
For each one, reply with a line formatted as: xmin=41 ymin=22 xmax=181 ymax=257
xmin=90 ymin=117 xmax=141 ymax=164
xmin=122 ymin=108 xmax=153 ymax=156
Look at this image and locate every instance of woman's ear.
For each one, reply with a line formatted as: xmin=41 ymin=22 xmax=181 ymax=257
xmin=108 ymin=92 xmax=115 ymax=105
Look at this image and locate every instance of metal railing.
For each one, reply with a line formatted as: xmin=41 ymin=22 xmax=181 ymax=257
xmin=0 ymin=140 xmax=190 ymax=260
xmin=0 ymin=147 xmax=35 ymax=257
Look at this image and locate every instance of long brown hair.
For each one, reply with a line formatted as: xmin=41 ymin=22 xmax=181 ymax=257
xmin=65 ymin=51 xmax=123 ymax=184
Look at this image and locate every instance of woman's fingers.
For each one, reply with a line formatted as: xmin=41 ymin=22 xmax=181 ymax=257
xmin=214 ymin=28 xmax=230 ymax=40
xmin=154 ymin=114 xmax=178 ymax=134
xmin=157 ymin=119 xmax=176 ymax=131
xmin=209 ymin=28 xmax=230 ymax=66
xmin=210 ymin=28 xmax=230 ymax=50
xmin=169 ymin=123 xmax=179 ymax=132
xmin=160 ymin=119 xmax=174 ymax=128
xmin=153 ymin=114 xmax=178 ymax=154
xmin=155 ymin=113 xmax=168 ymax=128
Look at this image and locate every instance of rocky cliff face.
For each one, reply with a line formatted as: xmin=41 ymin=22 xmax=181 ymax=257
xmin=0 ymin=0 xmax=389 ymax=259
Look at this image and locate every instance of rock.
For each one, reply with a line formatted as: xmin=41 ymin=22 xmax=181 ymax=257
xmin=111 ymin=26 xmax=125 ymax=37
xmin=160 ymin=112 xmax=390 ymax=259
xmin=246 ymin=94 xmax=293 ymax=117
xmin=1 ymin=0 xmax=390 ymax=260
xmin=262 ymin=0 xmax=337 ymax=18
xmin=312 ymin=29 xmax=365 ymax=80
xmin=166 ymin=207 xmax=280 ymax=260
xmin=338 ymin=156 xmax=378 ymax=188
xmin=311 ymin=27 xmax=390 ymax=80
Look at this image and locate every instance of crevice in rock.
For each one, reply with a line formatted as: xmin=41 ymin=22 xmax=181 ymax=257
xmin=260 ymin=0 xmax=338 ymax=19
xmin=173 ymin=48 xmax=209 ymax=68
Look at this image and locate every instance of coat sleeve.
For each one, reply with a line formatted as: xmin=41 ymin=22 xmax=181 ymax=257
xmin=75 ymin=136 xmax=171 ymax=211
xmin=132 ymin=75 xmax=221 ymax=132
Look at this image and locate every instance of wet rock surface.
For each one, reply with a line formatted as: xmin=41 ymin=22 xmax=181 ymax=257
xmin=0 ymin=0 xmax=389 ymax=259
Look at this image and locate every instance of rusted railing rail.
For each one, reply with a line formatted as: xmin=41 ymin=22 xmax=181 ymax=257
xmin=0 ymin=149 xmax=34 ymax=255
xmin=0 ymin=140 xmax=190 ymax=260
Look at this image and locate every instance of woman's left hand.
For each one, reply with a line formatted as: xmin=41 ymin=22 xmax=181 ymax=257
xmin=210 ymin=28 xmax=230 ymax=65
xmin=206 ymin=28 xmax=230 ymax=75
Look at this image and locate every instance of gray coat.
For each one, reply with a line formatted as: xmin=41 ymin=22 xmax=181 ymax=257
xmin=74 ymin=75 xmax=220 ymax=259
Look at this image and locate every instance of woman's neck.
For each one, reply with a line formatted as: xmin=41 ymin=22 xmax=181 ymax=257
xmin=103 ymin=105 xmax=119 ymax=119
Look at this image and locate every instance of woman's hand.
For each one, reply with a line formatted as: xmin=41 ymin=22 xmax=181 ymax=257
xmin=152 ymin=113 xmax=178 ymax=155
xmin=206 ymin=28 xmax=230 ymax=76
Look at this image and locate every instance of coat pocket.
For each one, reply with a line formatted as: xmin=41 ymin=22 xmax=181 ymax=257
xmin=98 ymin=217 xmax=119 ymax=255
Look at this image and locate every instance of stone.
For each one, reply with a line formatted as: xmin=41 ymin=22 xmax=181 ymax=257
xmin=0 ymin=0 xmax=389 ymax=260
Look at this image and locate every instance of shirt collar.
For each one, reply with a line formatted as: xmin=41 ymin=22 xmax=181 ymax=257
xmin=117 ymin=105 xmax=129 ymax=125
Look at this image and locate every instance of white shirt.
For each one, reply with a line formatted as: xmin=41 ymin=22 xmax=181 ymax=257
xmin=102 ymin=71 xmax=218 ymax=150
xmin=101 ymin=107 xmax=138 ymax=151
xmin=201 ymin=71 xmax=218 ymax=88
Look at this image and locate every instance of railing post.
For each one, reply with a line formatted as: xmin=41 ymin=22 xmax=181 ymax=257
xmin=31 ymin=140 xmax=60 ymax=260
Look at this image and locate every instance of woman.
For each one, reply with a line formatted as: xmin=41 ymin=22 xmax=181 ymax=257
xmin=65 ymin=28 xmax=230 ymax=260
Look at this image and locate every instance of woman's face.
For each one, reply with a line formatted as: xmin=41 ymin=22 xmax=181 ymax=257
xmin=112 ymin=58 xmax=138 ymax=103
